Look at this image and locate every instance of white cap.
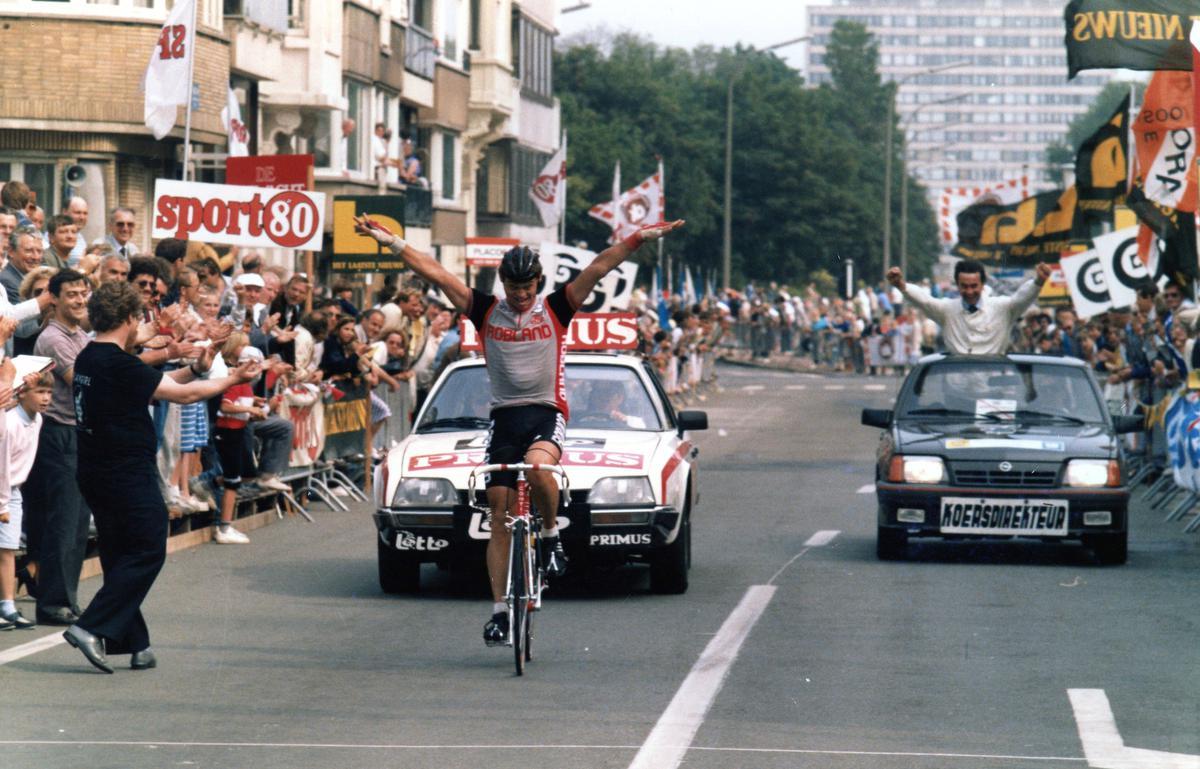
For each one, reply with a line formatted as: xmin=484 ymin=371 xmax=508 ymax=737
xmin=235 ymin=273 xmax=265 ymax=288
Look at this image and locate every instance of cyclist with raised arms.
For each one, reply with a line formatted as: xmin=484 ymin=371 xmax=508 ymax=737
xmin=354 ymin=214 xmax=685 ymax=645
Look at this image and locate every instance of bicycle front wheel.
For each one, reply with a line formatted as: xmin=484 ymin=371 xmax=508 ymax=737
xmin=510 ymin=518 xmax=528 ymax=676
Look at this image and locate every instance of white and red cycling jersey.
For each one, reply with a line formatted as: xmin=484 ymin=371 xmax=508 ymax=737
xmin=466 ymin=285 xmax=581 ymax=418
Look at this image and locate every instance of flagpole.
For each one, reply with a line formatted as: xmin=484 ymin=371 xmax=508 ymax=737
xmin=657 ymin=154 xmax=665 ymax=296
xmin=181 ymin=0 xmax=198 ymax=181
xmin=1126 ymin=82 xmax=1136 ymax=196
xmin=559 ymin=129 xmax=568 ymax=245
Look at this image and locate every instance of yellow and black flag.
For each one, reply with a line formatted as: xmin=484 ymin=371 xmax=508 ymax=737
xmin=1065 ymin=1 xmax=1196 ymax=78
xmin=1075 ymin=94 xmax=1130 ymax=216
xmin=952 ymin=188 xmax=1089 ymax=266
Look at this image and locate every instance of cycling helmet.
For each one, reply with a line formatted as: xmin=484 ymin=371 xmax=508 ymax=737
xmin=498 ymin=246 xmax=542 ymax=283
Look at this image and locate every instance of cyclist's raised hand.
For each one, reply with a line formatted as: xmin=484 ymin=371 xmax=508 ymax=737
xmin=353 ymin=215 xmax=397 ymax=246
xmin=628 ymin=220 xmax=685 ymax=249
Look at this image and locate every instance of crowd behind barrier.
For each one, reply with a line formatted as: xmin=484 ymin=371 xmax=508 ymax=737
xmin=2 ymin=173 xmax=1197 ymax=627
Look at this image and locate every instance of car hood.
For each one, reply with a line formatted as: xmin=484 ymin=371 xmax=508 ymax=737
xmin=390 ymin=428 xmax=664 ymax=490
xmin=894 ymin=419 xmax=1117 ymax=460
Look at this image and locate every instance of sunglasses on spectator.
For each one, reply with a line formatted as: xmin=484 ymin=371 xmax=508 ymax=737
xmin=115 ymin=222 xmax=135 ymax=228
xmin=135 ymin=279 xmax=155 ymax=288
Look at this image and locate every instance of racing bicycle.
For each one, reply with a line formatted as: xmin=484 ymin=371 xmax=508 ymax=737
xmin=468 ymin=463 xmax=569 ymax=676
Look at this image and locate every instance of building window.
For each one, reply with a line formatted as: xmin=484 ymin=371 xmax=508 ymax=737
xmin=440 ymin=131 xmax=457 ymax=201
xmin=343 ymin=79 xmax=367 ymax=174
xmin=0 ymin=161 xmax=56 ymax=216
xmin=441 ymin=0 xmax=459 ymax=63
xmin=410 ymin=0 xmax=431 ymax=30
xmin=513 ymin=12 xmax=552 ymax=102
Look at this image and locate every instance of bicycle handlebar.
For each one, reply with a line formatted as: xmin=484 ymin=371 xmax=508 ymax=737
xmin=467 ymin=463 xmax=570 ymax=506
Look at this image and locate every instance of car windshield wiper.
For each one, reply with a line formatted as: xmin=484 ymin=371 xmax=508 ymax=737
xmin=992 ymin=410 xmax=1087 ymax=425
xmin=421 ymin=416 xmax=491 ymax=430
xmin=903 ymin=407 xmax=1002 ymax=421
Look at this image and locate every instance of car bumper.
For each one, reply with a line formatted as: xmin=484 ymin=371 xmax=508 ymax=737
xmin=373 ymin=504 xmax=683 ymax=562
xmin=876 ymin=482 xmax=1128 ymax=539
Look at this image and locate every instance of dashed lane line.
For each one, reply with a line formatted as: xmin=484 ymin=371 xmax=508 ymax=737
xmin=857 ymin=483 xmax=876 ymax=494
xmin=804 ymin=530 xmax=841 ymax=547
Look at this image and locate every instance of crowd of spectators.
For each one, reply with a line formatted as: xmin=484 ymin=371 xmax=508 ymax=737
xmin=0 ymin=178 xmax=475 ymax=630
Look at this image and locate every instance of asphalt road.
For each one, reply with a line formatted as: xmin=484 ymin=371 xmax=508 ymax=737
xmin=2 ymin=361 xmax=1198 ymax=769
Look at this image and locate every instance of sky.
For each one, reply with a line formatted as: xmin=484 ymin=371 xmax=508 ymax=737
xmin=557 ymin=0 xmax=817 ymax=71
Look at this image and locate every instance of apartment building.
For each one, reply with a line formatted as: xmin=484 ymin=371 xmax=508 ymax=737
xmin=806 ymin=0 xmax=1111 ymax=194
xmin=0 ymin=0 xmax=562 ymax=280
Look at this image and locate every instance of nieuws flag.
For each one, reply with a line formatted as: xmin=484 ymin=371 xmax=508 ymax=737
xmin=143 ymin=0 xmax=196 ymax=140
xmin=1065 ymin=1 xmax=1199 ymax=78
xmin=588 ymin=167 xmax=665 ymax=242
xmin=528 ymin=137 xmax=567 ymax=228
xmin=222 ymin=87 xmax=249 ymax=157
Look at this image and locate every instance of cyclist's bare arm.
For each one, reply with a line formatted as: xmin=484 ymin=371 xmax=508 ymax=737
xmin=566 ymin=220 xmax=685 ymax=309
xmin=354 ymin=215 xmax=471 ymax=312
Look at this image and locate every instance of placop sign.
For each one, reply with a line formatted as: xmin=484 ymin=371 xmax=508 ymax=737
xmin=152 ymin=179 xmax=326 ymax=251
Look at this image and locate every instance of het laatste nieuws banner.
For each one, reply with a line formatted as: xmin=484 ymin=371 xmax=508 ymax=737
xmin=1065 ymin=1 xmax=1199 ymax=77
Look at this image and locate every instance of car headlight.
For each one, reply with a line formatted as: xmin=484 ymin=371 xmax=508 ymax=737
xmin=588 ymin=476 xmax=655 ymax=506
xmin=391 ymin=477 xmax=458 ymax=508
xmin=1065 ymin=459 xmax=1119 ymax=488
xmin=888 ymin=455 xmax=946 ymax=484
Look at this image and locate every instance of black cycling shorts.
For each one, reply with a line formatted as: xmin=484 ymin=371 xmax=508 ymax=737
xmin=483 ymin=404 xmax=566 ymax=489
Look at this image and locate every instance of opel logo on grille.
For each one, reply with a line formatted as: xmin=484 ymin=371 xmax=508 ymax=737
xmin=999 ymin=461 xmax=1013 ymax=472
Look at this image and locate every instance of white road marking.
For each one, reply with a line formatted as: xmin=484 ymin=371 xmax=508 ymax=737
xmin=742 ymin=385 xmax=765 ymax=392
xmin=863 ymin=384 xmax=888 ymax=391
xmin=785 ymin=385 xmax=807 ymax=391
xmin=857 ymin=483 xmax=876 ymax=494
xmin=717 ymin=428 xmax=728 ymax=437
xmin=1069 ymin=689 xmax=1200 ymax=769
xmin=627 ymin=585 xmax=776 ymax=769
xmin=823 ymin=385 xmax=846 ymax=391
xmin=0 ymin=740 xmax=1086 ymax=762
xmin=804 ymin=530 xmax=840 ymax=547
xmin=0 ymin=632 xmax=65 ymax=665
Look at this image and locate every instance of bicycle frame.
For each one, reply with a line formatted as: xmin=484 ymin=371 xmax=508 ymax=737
xmin=468 ymin=463 xmax=569 ymax=674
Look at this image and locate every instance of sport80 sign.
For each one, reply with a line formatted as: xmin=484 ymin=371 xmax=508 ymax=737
xmin=152 ymin=179 xmax=326 ymax=251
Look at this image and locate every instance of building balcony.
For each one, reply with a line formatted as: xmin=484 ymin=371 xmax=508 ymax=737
xmin=468 ymin=58 xmax=517 ymax=120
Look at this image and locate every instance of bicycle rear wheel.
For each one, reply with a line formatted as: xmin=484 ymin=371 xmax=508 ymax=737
xmin=510 ymin=519 xmax=528 ymax=676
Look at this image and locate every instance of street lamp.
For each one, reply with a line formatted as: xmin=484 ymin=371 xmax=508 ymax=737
xmin=561 ymin=1 xmax=591 ymax=12
xmin=899 ymin=143 xmax=959 ymax=276
xmin=881 ymin=61 xmax=969 ymax=278
xmin=722 ymin=35 xmax=809 ymax=291
xmin=896 ymin=95 xmax=969 ymax=274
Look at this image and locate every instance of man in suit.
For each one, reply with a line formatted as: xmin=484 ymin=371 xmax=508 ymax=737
xmin=2 ymin=226 xmax=44 ymax=304
xmin=64 ymin=281 xmax=258 ymax=673
xmin=94 ymin=207 xmax=139 ymax=260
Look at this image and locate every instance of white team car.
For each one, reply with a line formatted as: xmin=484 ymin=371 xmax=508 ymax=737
xmin=372 ymin=352 xmax=707 ymax=594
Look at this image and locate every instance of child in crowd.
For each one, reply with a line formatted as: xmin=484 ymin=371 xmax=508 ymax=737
xmin=212 ymin=335 xmax=265 ymax=545
xmin=0 ymin=370 xmax=52 ymax=629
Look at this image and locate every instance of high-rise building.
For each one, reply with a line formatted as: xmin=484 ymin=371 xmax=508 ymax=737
xmin=806 ymin=0 xmax=1113 ymax=194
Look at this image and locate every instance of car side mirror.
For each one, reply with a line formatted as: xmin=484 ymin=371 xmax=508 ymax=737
xmin=677 ymin=410 xmax=708 ymax=435
xmin=861 ymin=408 xmax=893 ymax=429
xmin=1112 ymin=414 xmax=1143 ymax=434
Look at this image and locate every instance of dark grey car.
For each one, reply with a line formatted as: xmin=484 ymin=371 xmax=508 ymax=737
xmin=862 ymin=354 xmax=1142 ymax=564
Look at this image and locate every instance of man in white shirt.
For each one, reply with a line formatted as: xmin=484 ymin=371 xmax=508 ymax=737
xmin=886 ymin=259 xmax=1051 ymax=356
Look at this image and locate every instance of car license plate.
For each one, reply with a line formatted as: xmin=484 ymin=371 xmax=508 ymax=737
xmin=939 ymin=497 xmax=1068 ymax=537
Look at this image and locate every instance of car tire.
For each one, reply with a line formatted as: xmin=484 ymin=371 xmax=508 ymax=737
xmin=1087 ymin=532 xmax=1128 ymax=566
xmin=378 ymin=538 xmax=421 ymax=593
xmin=876 ymin=526 xmax=907 ymax=561
xmin=650 ymin=515 xmax=690 ymax=594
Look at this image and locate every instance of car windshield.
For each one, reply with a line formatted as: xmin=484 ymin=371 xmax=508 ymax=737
xmin=416 ymin=363 xmax=664 ymax=432
xmin=898 ymin=361 xmax=1106 ymax=423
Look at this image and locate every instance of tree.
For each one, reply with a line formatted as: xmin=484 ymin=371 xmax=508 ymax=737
xmin=1044 ymin=80 xmax=1144 ymax=187
xmin=554 ymin=23 xmax=941 ymax=288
